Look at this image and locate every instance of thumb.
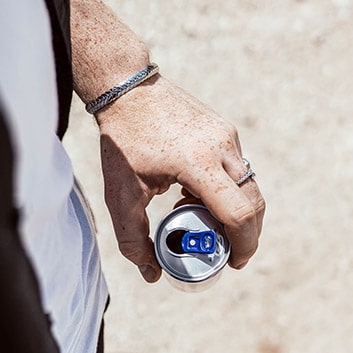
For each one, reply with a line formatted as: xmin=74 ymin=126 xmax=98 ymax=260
xmin=100 ymin=134 xmax=162 ymax=282
xmin=114 ymin=203 xmax=162 ymax=283
xmin=104 ymin=182 xmax=162 ymax=283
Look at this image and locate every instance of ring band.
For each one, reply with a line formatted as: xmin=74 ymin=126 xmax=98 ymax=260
xmin=235 ymin=158 xmax=256 ymax=185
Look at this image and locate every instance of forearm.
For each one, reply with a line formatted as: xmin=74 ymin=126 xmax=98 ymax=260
xmin=70 ymin=0 xmax=150 ymax=104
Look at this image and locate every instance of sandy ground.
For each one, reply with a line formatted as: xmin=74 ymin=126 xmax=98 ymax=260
xmin=63 ymin=1 xmax=353 ymax=352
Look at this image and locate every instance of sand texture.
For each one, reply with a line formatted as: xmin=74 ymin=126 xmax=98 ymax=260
xmin=63 ymin=1 xmax=353 ymax=352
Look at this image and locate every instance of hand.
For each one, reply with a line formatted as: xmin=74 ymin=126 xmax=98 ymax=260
xmin=97 ymin=75 xmax=265 ymax=283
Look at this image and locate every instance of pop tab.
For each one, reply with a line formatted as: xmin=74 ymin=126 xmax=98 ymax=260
xmin=181 ymin=230 xmax=217 ymax=254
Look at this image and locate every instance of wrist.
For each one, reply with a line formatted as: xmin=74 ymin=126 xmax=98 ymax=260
xmin=85 ymin=63 xmax=159 ymax=115
xmin=95 ymin=73 xmax=163 ymax=127
xmin=73 ymin=48 xmax=151 ymax=104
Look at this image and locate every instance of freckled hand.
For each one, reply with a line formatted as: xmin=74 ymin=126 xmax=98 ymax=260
xmin=98 ymin=76 xmax=265 ymax=282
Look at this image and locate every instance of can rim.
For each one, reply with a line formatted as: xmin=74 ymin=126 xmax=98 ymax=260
xmin=154 ymin=204 xmax=230 ymax=283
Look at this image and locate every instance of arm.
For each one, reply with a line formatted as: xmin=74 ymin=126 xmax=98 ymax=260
xmin=70 ymin=0 xmax=265 ymax=283
xmin=71 ymin=0 xmax=149 ymax=103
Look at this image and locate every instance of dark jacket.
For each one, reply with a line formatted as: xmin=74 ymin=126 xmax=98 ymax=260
xmin=0 ymin=1 xmax=72 ymax=351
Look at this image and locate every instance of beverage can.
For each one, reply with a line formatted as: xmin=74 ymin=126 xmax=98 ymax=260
xmin=154 ymin=204 xmax=231 ymax=292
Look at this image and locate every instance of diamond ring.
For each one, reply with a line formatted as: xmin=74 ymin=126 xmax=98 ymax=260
xmin=235 ymin=158 xmax=256 ymax=185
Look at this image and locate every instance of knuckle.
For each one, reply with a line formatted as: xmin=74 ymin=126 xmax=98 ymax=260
xmin=256 ymin=197 xmax=266 ymax=214
xmin=222 ymin=119 xmax=238 ymax=136
xmin=213 ymin=127 xmax=241 ymax=155
xmin=229 ymin=203 xmax=257 ymax=228
xmin=213 ymin=128 xmax=232 ymax=144
xmin=229 ymin=124 xmax=239 ymax=139
xmin=222 ymin=129 xmax=236 ymax=143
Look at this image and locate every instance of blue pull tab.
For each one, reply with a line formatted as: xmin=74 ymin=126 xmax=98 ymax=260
xmin=181 ymin=230 xmax=217 ymax=254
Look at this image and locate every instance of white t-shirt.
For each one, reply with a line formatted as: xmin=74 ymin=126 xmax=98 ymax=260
xmin=0 ymin=2 xmax=108 ymax=352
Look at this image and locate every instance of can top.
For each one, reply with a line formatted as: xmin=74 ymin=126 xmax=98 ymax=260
xmin=154 ymin=204 xmax=231 ymax=283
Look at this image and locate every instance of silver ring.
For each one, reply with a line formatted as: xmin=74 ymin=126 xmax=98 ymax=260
xmin=235 ymin=158 xmax=256 ymax=185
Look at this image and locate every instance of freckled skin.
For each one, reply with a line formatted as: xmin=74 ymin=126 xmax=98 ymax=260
xmin=71 ymin=0 xmax=265 ymax=283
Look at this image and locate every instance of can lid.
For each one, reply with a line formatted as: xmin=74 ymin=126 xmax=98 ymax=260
xmin=154 ymin=205 xmax=231 ymax=283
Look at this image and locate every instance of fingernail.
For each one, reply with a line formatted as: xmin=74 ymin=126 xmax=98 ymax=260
xmin=139 ymin=265 xmax=156 ymax=283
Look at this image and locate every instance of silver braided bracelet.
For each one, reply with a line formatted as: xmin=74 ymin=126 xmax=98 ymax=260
xmin=85 ymin=63 xmax=159 ymax=114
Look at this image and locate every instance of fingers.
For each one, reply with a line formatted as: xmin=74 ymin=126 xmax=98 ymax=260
xmin=174 ymin=188 xmax=204 ymax=208
xmin=223 ymin=156 xmax=266 ymax=237
xmin=177 ymin=161 xmax=265 ymax=270
xmin=101 ymin=136 xmax=162 ymax=283
xmin=221 ymin=157 xmax=265 ymax=268
xmin=105 ymin=184 xmax=162 ymax=283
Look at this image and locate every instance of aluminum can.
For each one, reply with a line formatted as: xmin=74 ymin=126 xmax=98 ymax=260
xmin=154 ymin=204 xmax=231 ymax=292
